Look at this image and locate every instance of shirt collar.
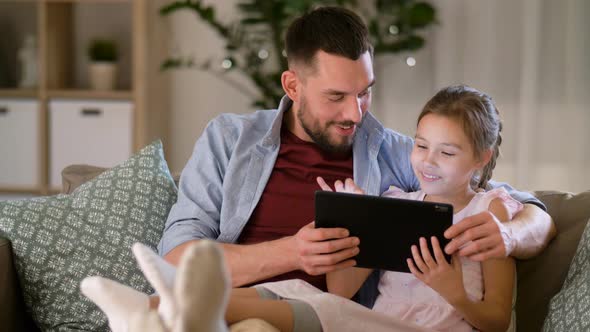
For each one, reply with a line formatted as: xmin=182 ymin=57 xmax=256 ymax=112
xmin=261 ymin=95 xmax=292 ymax=147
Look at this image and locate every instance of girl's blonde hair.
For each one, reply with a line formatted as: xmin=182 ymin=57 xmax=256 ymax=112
xmin=418 ymin=85 xmax=502 ymax=189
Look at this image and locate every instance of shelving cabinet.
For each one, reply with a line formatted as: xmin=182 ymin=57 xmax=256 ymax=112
xmin=0 ymin=99 xmax=40 ymax=189
xmin=0 ymin=0 xmax=169 ymax=193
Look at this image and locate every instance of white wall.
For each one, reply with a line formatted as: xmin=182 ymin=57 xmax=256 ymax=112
xmin=162 ymin=0 xmax=590 ymax=193
xmin=162 ymin=0 xmax=253 ymax=172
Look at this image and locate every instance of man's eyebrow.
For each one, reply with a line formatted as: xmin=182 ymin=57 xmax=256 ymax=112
xmin=365 ymin=79 xmax=376 ymax=90
xmin=322 ymin=79 xmax=376 ymax=96
xmin=323 ymin=89 xmax=346 ymax=95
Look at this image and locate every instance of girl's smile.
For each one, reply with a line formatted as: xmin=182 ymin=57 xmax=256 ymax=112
xmin=411 ymin=113 xmax=491 ymax=211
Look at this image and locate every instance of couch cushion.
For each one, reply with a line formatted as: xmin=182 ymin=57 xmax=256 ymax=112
xmin=516 ymin=190 xmax=590 ymax=332
xmin=0 ymin=140 xmax=177 ymax=331
xmin=542 ymin=218 xmax=590 ymax=331
xmin=62 ymin=164 xmax=181 ymax=194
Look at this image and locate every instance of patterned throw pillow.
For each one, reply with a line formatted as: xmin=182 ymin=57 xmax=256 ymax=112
xmin=543 ymin=219 xmax=590 ymax=331
xmin=0 ymin=140 xmax=178 ymax=331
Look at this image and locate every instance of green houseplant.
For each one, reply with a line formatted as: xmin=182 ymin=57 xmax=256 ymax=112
xmin=87 ymin=39 xmax=119 ymax=90
xmin=160 ymin=0 xmax=437 ymax=108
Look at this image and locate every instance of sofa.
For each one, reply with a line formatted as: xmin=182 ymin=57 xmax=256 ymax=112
xmin=1 ymin=163 xmax=589 ymax=331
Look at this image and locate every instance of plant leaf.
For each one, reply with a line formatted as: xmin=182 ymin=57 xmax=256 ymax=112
xmin=408 ymin=2 xmax=436 ymax=28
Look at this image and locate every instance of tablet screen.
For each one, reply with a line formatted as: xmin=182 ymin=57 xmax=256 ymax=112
xmin=315 ymin=191 xmax=453 ymax=273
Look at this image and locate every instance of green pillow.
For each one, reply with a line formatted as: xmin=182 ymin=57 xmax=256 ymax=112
xmin=0 ymin=140 xmax=177 ymax=331
xmin=543 ymin=219 xmax=590 ymax=331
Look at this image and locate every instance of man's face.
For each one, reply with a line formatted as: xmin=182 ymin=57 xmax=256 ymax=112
xmin=292 ymin=51 xmax=375 ymax=153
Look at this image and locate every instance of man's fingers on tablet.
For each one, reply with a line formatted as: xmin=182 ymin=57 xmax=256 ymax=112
xmin=344 ymin=178 xmax=364 ymax=194
xmin=301 ymin=226 xmax=349 ymax=242
xmin=300 ymin=247 xmax=358 ymax=275
xmin=316 ymin=177 xmax=333 ymax=191
xmin=304 ymin=221 xmax=316 ymax=229
xmin=314 ymin=237 xmax=359 ymax=255
xmin=318 ymin=227 xmax=351 ymax=241
xmin=334 ymin=180 xmax=345 ymax=192
xmin=310 ymin=247 xmax=360 ymax=267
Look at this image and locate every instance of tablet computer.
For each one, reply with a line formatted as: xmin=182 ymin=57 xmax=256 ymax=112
xmin=315 ymin=191 xmax=454 ymax=273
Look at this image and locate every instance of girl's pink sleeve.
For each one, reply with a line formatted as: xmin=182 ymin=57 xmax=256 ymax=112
xmin=381 ymin=185 xmax=407 ymax=199
xmin=482 ymin=187 xmax=524 ymax=220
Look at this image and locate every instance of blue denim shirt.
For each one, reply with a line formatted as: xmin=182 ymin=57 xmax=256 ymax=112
xmin=159 ymin=96 xmax=422 ymax=254
xmin=158 ymin=96 xmax=543 ymax=307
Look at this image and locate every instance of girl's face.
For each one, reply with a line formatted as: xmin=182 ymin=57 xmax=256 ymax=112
xmin=410 ymin=113 xmax=489 ymax=199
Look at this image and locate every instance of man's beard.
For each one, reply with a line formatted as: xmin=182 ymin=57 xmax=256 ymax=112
xmin=297 ymin=97 xmax=361 ymax=154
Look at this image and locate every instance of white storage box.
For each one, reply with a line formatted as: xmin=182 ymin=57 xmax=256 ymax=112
xmin=0 ymin=98 xmax=41 ymax=188
xmin=49 ymin=99 xmax=133 ymax=189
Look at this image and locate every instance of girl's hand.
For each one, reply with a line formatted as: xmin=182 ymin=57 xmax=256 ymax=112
xmin=316 ymin=177 xmax=365 ymax=194
xmin=407 ymin=236 xmax=467 ymax=305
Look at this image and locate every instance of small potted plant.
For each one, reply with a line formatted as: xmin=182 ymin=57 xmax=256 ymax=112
xmin=87 ymin=39 xmax=118 ymax=90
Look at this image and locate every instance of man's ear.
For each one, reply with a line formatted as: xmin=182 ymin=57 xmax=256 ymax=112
xmin=281 ymin=69 xmax=300 ymax=102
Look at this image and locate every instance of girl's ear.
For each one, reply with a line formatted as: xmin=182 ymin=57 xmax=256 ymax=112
xmin=281 ymin=69 xmax=300 ymax=102
xmin=478 ymin=149 xmax=494 ymax=169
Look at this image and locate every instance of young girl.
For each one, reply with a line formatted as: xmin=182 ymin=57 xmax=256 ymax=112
xmin=82 ymin=85 xmax=520 ymax=332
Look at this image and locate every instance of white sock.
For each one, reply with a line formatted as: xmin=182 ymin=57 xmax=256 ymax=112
xmin=132 ymin=243 xmax=177 ymax=329
xmin=128 ymin=309 xmax=167 ymax=332
xmin=80 ymin=276 xmax=149 ymax=332
xmin=174 ymin=240 xmax=230 ymax=332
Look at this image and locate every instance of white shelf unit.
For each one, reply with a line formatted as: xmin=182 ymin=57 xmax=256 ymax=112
xmin=0 ymin=0 xmax=169 ymax=194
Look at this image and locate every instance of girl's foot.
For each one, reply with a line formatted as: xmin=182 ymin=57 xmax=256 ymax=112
xmin=174 ymin=240 xmax=230 ymax=332
xmin=80 ymin=276 xmax=149 ymax=332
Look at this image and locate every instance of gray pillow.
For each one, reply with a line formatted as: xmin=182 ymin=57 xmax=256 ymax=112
xmin=542 ymin=218 xmax=590 ymax=331
xmin=0 ymin=140 xmax=177 ymax=331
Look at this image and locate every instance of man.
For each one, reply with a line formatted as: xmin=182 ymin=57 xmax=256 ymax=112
xmin=158 ymin=6 xmax=555 ymax=306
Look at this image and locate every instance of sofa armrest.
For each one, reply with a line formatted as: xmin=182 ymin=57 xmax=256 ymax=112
xmin=61 ymin=164 xmax=108 ymax=194
xmin=0 ymin=235 xmax=38 ymax=331
xmin=516 ymin=190 xmax=590 ymax=331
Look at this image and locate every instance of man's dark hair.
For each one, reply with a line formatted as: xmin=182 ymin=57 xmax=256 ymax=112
xmin=285 ymin=6 xmax=373 ymax=69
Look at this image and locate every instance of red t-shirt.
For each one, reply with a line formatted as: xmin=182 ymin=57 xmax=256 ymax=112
xmin=237 ymin=127 xmax=354 ymax=290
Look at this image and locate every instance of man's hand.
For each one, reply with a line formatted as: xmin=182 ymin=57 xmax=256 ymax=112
xmin=444 ymin=211 xmax=512 ymax=261
xmin=290 ymin=221 xmax=360 ymax=275
xmin=316 ymin=177 xmax=365 ymax=194
xmin=285 ymin=176 xmax=362 ymax=276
